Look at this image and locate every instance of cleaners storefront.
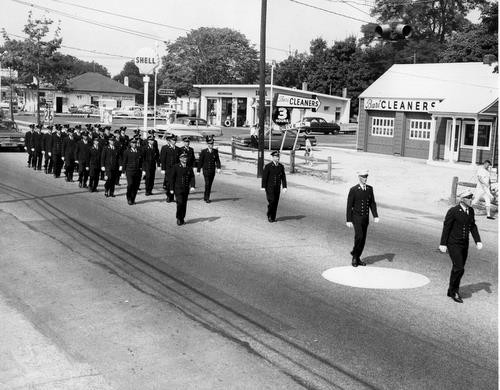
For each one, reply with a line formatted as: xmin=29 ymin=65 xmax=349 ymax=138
xmin=357 ymin=62 xmax=498 ymax=165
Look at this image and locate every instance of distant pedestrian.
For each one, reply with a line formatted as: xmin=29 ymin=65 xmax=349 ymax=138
xmin=472 ymin=160 xmax=495 ymax=220
xmin=346 ymin=169 xmax=379 ymax=267
xmin=197 ymin=136 xmax=221 ymax=203
xmin=170 ymin=152 xmax=195 ymax=225
xmin=122 ymin=137 xmax=143 ymax=205
xmin=261 ymin=150 xmax=287 ymax=222
xmin=439 ymin=190 xmax=482 ymax=303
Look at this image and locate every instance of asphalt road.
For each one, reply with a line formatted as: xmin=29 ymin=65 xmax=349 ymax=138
xmin=0 ymin=152 xmax=497 ymax=389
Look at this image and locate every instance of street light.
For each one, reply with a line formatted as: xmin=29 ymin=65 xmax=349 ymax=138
xmin=269 ymin=60 xmax=276 ymax=151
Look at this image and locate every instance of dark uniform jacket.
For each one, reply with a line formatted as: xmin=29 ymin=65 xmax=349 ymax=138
xmin=440 ymin=205 xmax=481 ymax=247
xmin=346 ymin=184 xmax=378 ymax=222
xmin=51 ymin=133 xmax=64 ymax=156
xmin=181 ymin=145 xmax=196 ymax=168
xmin=171 ymin=163 xmax=195 ymax=193
xmin=32 ymin=131 xmax=43 ymax=151
xmin=142 ymin=144 xmax=159 ymax=171
xmin=261 ymin=162 xmax=287 ymax=191
xmin=42 ymin=132 xmax=52 ymax=153
xmin=122 ymin=147 xmax=143 ymax=173
xmin=89 ymin=145 xmax=101 ymax=170
xmin=24 ymin=130 xmax=33 ymax=150
xmin=197 ymin=148 xmax=221 ymax=175
xmin=62 ymin=136 xmax=77 ymax=161
xmin=160 ymin=145 xmax=181 ymax=171
xmin=101 ymin=145 xmax=121 ymax=174
xmin=75 ymin=140 xmax=92 ymax=165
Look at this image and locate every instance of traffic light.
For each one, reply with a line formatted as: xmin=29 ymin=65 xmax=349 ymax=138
xmin=374 ymin=23 xmax=412 ymax=41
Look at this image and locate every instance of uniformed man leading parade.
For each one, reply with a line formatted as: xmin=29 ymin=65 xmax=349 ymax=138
xmin=261 ymin=150 xmax=287 ymax=223
xmin=142 ymin=135 xmax=159 ymax=196
xmin=346 ymin=169 xmax=379 ymax=267
xmin=160 ymin=134 xmax=181 ymax=203
xmin=170 ymin=152 xmax=195 ymax=225
xmin=121 ymin=137 xmax=143 ymax=205
xmin=197 ymin=136 xmax=221 ymax=203
xmin=439 ymin=190 xmax=482 ymax=303
xmin=101 ymin=136 xmax=121 ymax=197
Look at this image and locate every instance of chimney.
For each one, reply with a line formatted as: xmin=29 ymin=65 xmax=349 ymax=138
xmin=342 ymin=88 xmax=347 ymax=98
xmin=124 ymin=76 xmax=129 ymax=87
xmin=483 ymin=54 xmax=497 ymax=65
xmin=302 ymin=82 xmax=308 ymax=91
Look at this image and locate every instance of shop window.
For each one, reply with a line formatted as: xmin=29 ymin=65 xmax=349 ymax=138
xmin=371 ymin=117 xmax=394 ymax=137
xmin=409 ymin=119 xmax=431 ymax=140
xmin=461 ymin=122 xmax=491 ymax=149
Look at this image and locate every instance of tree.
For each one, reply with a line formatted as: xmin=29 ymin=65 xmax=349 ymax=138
xmin=1 ymin=11 xmax=62 ymax=123
xmin=158 ymin=27 xmax=259 ymax=96
xmin=273 ymin=52 xmax=308 ymax=89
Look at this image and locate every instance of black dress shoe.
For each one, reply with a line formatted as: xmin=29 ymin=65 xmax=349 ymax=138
xmin=352 ymin=256 xmax=358 ymax=267
xmin=205 ymin=199 xmax=211 ymax=203
xmin=447 ymin=291 xmax=463 ymax=303
xmin=105 ymin=192 xmax=109 ymax=198
xmin=177 ymin=219 xmax=182 ymax=226
xmin=487 ymin=216 xmax=495 ymax=220
xmin=166 ymin=198 xmax=171 ymax=203
xmin=128 ymin=200 xmax=133 ymax=205
xmin=110 ymin=194 xmax=115 ymax=197
xmin=357 ymin=258 xmax=366 ymax=266
xmin=79 ymin=182 xmax=82 ymax=188
xmin=268 ymin=217 xmax=273 ymax=223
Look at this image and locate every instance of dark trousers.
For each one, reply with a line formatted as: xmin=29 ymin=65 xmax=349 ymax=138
xmin=126 ymin=170 xmax=142 ymax=203
xmin=266 ymin=188 xmax=281 ymax=220
xmin=203 ymin=174 xmax=215 ymax=201
xmin=448 ymin=244 xmax=468 ymax=294
xmin=145 ymin=168 xmax=156 ymax=194
xmin=53 ymin=155 xmax=63 ymax=177
xmin=89 ymin=168 xmax=100 ymax=192
xmin=351 ymin=216 xmax=369 ymax=258
xmin=175 ymin=190 xmax=189 ymax=221
xmin=164 ymin=169 xmax=175 ymax=201
xmin=65 ymin=160 xmax=75 ymax=181
xmin=78 ymin=166 xmax=89 ymax=186
xmin=104 ymin=170 xmax=119 ymax=195
xmin=32 ymin=150 xmax=43 ymax=170
xmin=27 ymin=150 xmax=33 ymax=167
xmin=44 ymin=152 xmax=52 ymax=173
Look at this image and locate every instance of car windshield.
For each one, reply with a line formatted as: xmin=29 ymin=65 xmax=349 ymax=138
xmin=0 ymin=121 xmax=18 ymax=132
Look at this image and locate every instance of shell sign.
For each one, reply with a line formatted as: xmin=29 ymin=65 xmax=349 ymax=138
xmin=134 ymin=47 xmax=159 ymax=75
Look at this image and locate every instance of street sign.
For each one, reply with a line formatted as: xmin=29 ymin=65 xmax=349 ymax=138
xmin=272 ymin=107 xmax=291 ymax=125
xmin=275 ymin=93 xmax=321 ymax=110
xmin=134 ymin=47 xmax=159 ymax=75
xmin=158 ymin=88 xmax=176 ymax=96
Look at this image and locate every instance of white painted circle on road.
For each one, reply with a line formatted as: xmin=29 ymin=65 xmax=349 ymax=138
xmin=322 ymin=266 xmax=430 ymax=289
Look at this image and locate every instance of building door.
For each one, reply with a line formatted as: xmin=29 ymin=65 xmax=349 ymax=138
xmin=56 ymin=96 xmax=63 ymax=113
xmin=236 ymin=98 xmax=247 ymax=127
xmin=445 ymin=120 xmax=461 ymax=161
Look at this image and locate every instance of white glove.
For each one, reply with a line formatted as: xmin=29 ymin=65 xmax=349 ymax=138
xmin=283 ymin=188 xmax=287 ymax=193
xmin=161 ymin=170 xmax=165 ymax=174
xmin=189 ymin=187 xmax=195 ymax=193
xmin=170 ymin=190 xmax=174 ymax=194
xmin=24 ymin=146 xmax=27 ymax=151
xmin=48 ymin=152 xmax=52 ymax=156
xmin=374 ymin=217 xmax=379 ymax=223
xmin=216 ymin=169 xmax=221 ymax=174
xmin=75 ymin=160 xmax=79 ymax=164
xmin=61 ymin=157 xmax=65 ymax=161
xmin=439 ymin=245 xmax=447 ymax=253
xmin=101 ymin=167 xmax=105 ymax=171
xmin=346 ymin=222 xmax=353 ymax=228
xmin=31 ymin=148 xmax=34 ymax=151
xmin=86 ymin=167 xmax=89 ymax=171
xmin=477 ymin=242 xmax=483 ymax=250
xmin=121 ymin=173 xmax=125 ymax=178
xmin=104 ymin=175 xmax=108 ymax=180
xmin=119 ymin=166 xmax=123 ymax=171
xmin=196 ymin=172 xmax=200 ymax=176
xmin=142 ymin=171 xmax=146 ymax=175
xmin=260 ymin=188 xmax=265 ymax=191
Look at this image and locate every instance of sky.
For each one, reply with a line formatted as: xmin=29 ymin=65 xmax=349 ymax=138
xmin=0 ymin=0 xmax=377 ymax=76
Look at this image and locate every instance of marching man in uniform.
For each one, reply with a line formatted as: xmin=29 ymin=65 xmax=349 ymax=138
xmin=121 ymin=137 xmax=143 ymax=205
xmin=170 ymin=152 xmax=195 ymax=225
xmin=197 ymin=136 xmax=221 ymax=203
xmin=261 ymin=151 xmax=287 ymax=222
xmin=160 ymin=135 xmax=181 ymax=203
xmin=346 ymin=169 xmax=379 ymax=267
xmin=440 ymin=190 xmax=482 ymax=303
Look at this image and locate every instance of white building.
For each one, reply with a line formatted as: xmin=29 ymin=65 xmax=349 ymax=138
xmin=193 ymin=84 xmax=350 ymax=127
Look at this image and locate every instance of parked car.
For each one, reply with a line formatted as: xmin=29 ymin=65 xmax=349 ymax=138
xmin=296 ymin=117 xmax=340 ymax=135
xmin=68 ymin=104 xmax=99 ymax=115
xmin=112 ymin=106 xmax=143 ymax=117
xmin=156 ymin=116 xmax=223 ymax=138
xmin=232 ymin=129 xmax=316 ymax=150
xmin=0 ymin=119 xmax=24 ymax=151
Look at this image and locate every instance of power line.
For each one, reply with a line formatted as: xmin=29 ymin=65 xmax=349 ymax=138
xmin=320 ymin=0 xmax=372 ymax=16
xmin=289 ymin=0 xmax=374 ymax=23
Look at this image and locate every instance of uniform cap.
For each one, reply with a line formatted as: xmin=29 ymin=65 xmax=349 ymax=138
xmin=179 ymin=152 xmax=187 ymax=158
xmin=129 ymin=137 xmax=137 ymax=143
xmin=270 ymin=150 xmax=280 ymax=156
xmin=29 ymin=123 xmax=35 ymax=129
xmin=147 ymin=135 xmax=154 ymax=141
xmin=120 ymin=126 xmax=127 ymax=131
xmin=182 ymin=136 xmax=190 ymax=142
xmin=114 ymin=129 xmax=120 ymax=134
xmin=36 ymin=124 xmax=43 ymax=129
xmin=357 ymin=169 xmax=369 ymax=176
xmin=205 ymin=136 xmax=214 ymax=144
xmin=81 ymin=131 xmax=89 ymax=137
xmin=458 ymin=189 xmax=474 ymax=199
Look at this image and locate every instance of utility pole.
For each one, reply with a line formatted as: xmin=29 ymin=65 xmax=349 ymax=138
xmin=257 ymin=0 xmax=267 ymax=178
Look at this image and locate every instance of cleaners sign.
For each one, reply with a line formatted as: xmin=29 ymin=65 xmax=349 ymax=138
xmin=364 ymin=98 xmax=440 ymax=112
xmin=275 ymin=93 xmax=321 ymax=110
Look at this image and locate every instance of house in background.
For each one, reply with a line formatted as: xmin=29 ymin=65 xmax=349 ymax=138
xmin=357 ymin=60 xmax=498 ymax=166
xmin=23 ymin=72 xmax=140 ymax=113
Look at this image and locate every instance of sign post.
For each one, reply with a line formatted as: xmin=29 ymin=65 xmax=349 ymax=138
xmin=135 ymin=47 xmax=159 ymax=137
